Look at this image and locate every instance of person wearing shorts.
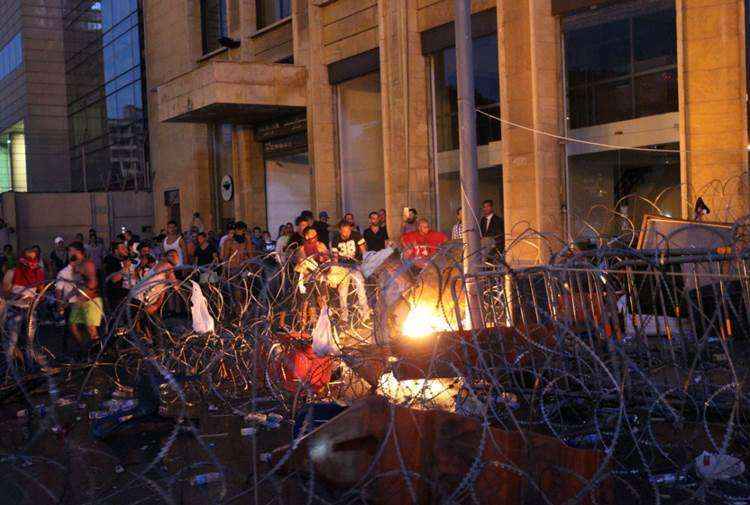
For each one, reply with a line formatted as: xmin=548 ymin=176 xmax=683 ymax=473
xmin=69 ymin=297 xmax=104 ymax=332
xmin=67 ymin=242 xmax=103 ymax=351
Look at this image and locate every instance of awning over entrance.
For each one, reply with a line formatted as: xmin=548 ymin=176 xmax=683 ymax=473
xmin=157 ymin=61 xmax=307 ymax=125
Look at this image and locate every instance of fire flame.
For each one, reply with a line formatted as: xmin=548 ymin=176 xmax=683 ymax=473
xmin=401 ymin=305 xmax=455 ymax=339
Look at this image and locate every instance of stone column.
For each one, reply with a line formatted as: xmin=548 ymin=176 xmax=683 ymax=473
xmin=233 ymin=127 xmax=267 ymax=226
xmin=306 ymin=0 xmax=341 ymax=218
xmin=292 ymin=0 xmax=310 ymax=67
xmin=677 ymin=0 xmax=749 ymax=221
xmin=498 ymin=0 xmax=564 ymax=265
xmin=378 ymin=0 xmax=434 ymax=238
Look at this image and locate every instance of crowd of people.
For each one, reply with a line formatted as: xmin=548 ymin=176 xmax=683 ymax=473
xmin=0 ymin=200 xmax=505 ymax=374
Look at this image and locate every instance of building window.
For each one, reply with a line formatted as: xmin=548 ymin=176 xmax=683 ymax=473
xmin=337 ymin=72 xmax=386 ymax=224
xmin=201 ymin=0 xmax=228 ymax=54
xmin=64 ymin=0 xmax=148 ymax=192
xmin=0 ymin=122 xmax=27 ymax=193
xmin=432 ymin=34 xmax=500 ymax=153
xmin=568 ymin=143 xmax=680 ymax=239
xmin=266 ymin=152 xmax=312 ymax=236
xmin=565 ymin=5 xmax=677 ymax=129
xmin=257 ymin=0 xmax=291 ymax=30
xmin=0 ymin=33 xmax=22 ymax=82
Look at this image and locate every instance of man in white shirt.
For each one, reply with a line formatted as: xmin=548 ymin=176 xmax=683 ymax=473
xmin=218 ymin=223 xmax=235 ymax=253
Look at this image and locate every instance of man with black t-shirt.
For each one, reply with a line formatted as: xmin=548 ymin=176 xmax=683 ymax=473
xmin=363 ymin=211 xmax=389 ymax=252
xmin=194 ymin=232 xmax=218 ymax=267
xmin=331 ymin=221 xmax=366 ymax=264
xmin=311 ymin=211 xmax=331 ymax=247
xmin=285 ymin=215 xmax=310 ymax=254
xmin=330 ymin=220 xmax=370 ymax=322
xmin=103 ymin=241 xmax=134 ymax=310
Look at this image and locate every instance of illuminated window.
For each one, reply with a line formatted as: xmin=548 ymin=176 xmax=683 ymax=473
xmin=0 ymin=122 xmax=27 ymax=193
xmin=337 ymin=72 xmax=386 ymax=225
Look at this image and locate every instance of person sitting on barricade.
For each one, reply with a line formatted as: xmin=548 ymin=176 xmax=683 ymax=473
xmin=330 ymin=220 xmax=371 ymax=324
xmin=294 ymin=227 xmax=330 ymax=326
xmin=401 ymin=218 xmax=448 ymax=270
xmin=193 ymin=232 xmax=219 ymax=285
xmin=131 ymin=249 xmax=179 ymax=344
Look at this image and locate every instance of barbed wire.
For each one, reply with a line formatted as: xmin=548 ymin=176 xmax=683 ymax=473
xmin=0 ymin=204 xmax=748 ymax=504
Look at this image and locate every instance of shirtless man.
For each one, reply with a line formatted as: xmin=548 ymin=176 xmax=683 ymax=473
xmin=222 ymin=221 xmax=253 ymax=273
xmin=67 ymin=242 xmax=104 ymax=349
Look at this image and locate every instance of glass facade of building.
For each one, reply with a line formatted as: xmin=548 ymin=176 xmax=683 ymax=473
xmin=432 ymin=34 xmax=500 ymax=152
xmin=64 ymin=0 xmax=147 ymax=192
xmin=564 ymin=3 xmax=677 ymax=129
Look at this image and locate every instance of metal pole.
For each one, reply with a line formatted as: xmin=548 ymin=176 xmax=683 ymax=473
xmin=454 ymin=0 xmax=482 ymax=327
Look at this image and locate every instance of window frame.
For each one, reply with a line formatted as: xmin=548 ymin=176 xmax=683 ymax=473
xmin=201 ymin=0 xmax=228 ymax=55
xmin=256 ymin=0 xmax=292 ymax=31
xmin=564 ymin=7 xmax=678 ymax=129
xmin=430 ymin=33 xmax=501 ymax=153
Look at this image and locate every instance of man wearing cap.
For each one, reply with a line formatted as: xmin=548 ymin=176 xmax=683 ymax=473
xmin=311 ymin=211 xmax=331 ymax=247
xmin=50 ymin=236 xmax=68 ymax=277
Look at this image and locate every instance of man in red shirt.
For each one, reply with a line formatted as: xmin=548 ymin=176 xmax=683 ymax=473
xmin=401 ymin=218 xmax=448 ymax=268
xmin=7 ymin=247 xmax=45 ymax=372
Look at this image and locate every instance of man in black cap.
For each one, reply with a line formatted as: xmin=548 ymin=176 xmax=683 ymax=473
xmin=311 ymin=211 xmax=331 ymax=247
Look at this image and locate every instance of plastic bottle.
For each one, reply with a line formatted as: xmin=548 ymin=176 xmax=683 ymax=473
xmin=89 ymin=410 xmax=108 ymax=420
xmin=191 ymin=472 xmax=222 ymax=486
xmin=17 ymin=405 xmax=46 ymax=418
xmin=265 ymin=413 xmax=283 ymax=429
xmin=244 ymin=412 xmax=268 ymax=424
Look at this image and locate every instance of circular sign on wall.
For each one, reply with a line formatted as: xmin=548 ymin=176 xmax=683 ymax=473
xmin=221 ymin=175 xmax=234 ymax=202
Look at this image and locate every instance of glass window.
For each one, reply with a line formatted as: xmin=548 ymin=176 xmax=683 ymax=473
xmin=433 ymin=34 xmax=500 ymax=152
xmin=0 ymin=124 xmax=28 ymax=193
xmin=266 ymin=152 xmax=312 ymax=235
xmin=437 ymin=166 xmax=502 ymax=237
xmin=566 ymin=20 xmax=630 ymax=87
xmin=201 ymin=0 xmax=228 ymax=54
xmin=568 ymin=144 xmax=681 ymax=240
xmin=0 ymin=33 xmax=23 ymax=82
xmin=257 ymin=0 xmax=292 ymax=29
xmin=634 ymin=68 xmax=677 ymax=117
xmin=565 ymin=8 xmax=677 ymax=129
xmin=337 ymin=72 xmax=386 ymax=225
xmin=633 ymin=10 xmax=676 ymax=72
xmin=0 ymin=136 xmax=11 ymax=192
xmin=64 ymin=0 xmax=147 ymax=192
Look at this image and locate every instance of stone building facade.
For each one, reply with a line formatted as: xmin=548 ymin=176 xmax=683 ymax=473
xmin=147 ymin=0 xmax=750 ymax=262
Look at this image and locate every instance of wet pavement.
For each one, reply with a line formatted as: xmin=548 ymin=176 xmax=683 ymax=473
xmin=0 ymin=327 xmax=306 ymax=505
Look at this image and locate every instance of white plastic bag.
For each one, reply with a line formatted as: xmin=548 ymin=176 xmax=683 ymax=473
xmin=190 ymin=281 xmax=215 ymax=334
xmin=312 ymin=307 xmax=339 ymax=356
xmin=695 ymin=451 xmax=745 ymax=480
